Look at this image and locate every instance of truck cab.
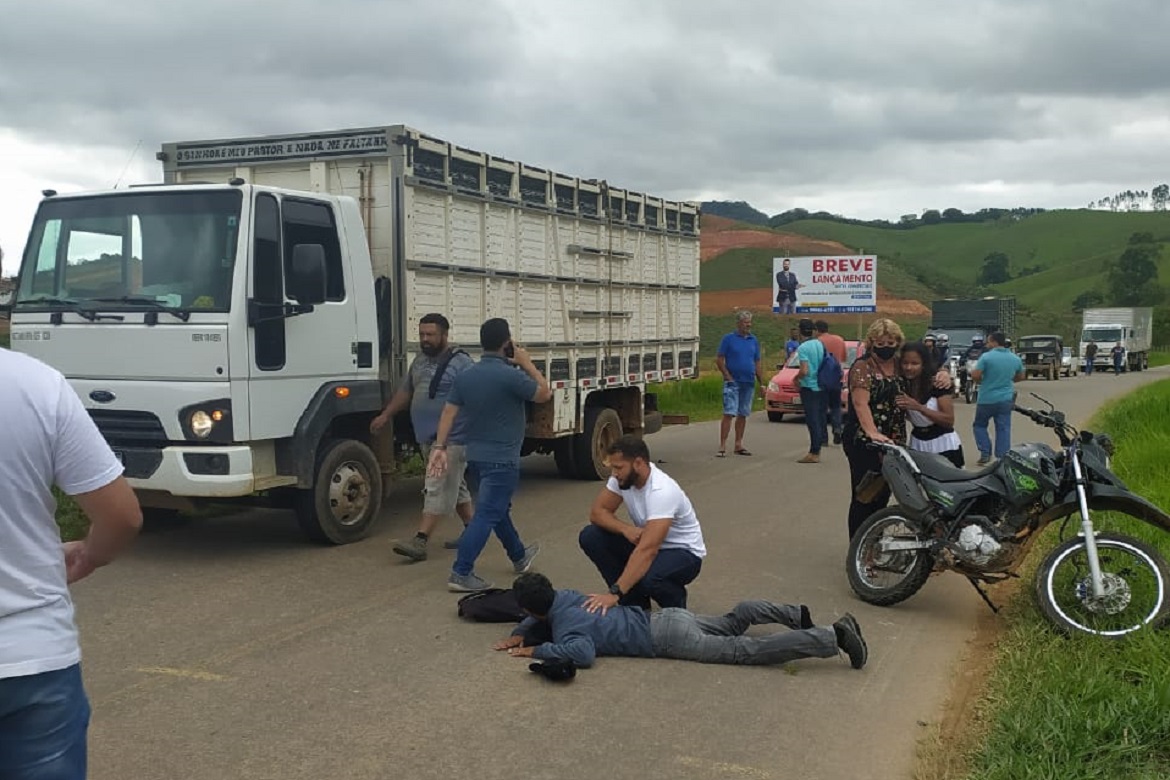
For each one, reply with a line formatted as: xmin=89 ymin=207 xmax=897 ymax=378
xmin=10 ymin=182 xmax=387 ymax=544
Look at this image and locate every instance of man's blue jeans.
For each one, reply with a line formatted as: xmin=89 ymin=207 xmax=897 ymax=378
xmin=973 ymin=400 xmax=1014 ymax=458
xmin=453 ymin=461 xmax=527 ymax=576
xmin=0 ymin=664 xmax=89 ymax=780
xmin=799 ymin=387 xmax=828 ymax=455
xmin=578 ymin=525 xmax=702 ymax=609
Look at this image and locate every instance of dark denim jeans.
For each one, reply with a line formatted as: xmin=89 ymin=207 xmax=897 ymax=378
xmin=825 ymin=386 xmax=843 ymax=436
xmin=453 ymin=461 xmax=527 ymax=576
xmin=973 ymin=401 xmax=1014 ymax=458
xmin=799 ymin=387 xmax=828 ymax=454
xmin=0 ymin=664 xmax=89 ymax=780
xmin=578 ymin=525 xmax=702 ymax=609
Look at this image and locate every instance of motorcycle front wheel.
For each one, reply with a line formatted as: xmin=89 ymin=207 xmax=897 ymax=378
xmin=1036 ymin=532 xmax=1170 ymax=637
xmin=847 ymin=508 xmax=936 ymax=606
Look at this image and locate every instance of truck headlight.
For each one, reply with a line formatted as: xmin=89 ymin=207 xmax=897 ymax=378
xmin=190 ymin=410 xmax=214 ymax=439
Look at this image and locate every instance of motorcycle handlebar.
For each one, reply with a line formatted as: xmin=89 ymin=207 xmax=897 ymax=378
xmin=1013 ymin=404 xmax=1055 ymax=428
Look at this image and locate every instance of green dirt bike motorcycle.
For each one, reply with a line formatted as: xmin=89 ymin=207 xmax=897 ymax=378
xmin=846 ymin=394 xmax=1170 ymax=637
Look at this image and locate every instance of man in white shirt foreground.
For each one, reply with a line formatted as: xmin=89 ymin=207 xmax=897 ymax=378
xmin=0 ymin=348 xmax=143 ymax=779
xmin=578 ymin=435 xmax=706 ymax=611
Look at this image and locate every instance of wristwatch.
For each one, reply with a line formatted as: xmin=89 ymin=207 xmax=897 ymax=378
xmin=608 ymin=583 xmax=623 ymax=597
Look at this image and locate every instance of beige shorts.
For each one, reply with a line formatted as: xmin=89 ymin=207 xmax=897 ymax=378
xmin=420 ymin=443 xmax=471 ymax=515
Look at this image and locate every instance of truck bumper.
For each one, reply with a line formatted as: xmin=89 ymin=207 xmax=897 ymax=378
xmin=123 ymin=445 xmax=256 ymax=498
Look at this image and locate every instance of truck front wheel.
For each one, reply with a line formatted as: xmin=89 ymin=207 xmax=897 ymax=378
xmin=573 ymin=407 xmax=623 ymax=481
xmin=295 ymin=439 xmax=383 ymax=545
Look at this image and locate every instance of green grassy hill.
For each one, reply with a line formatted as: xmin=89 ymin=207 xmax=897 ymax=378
xmin=702 ymin=209 xmax=1170 ymax=344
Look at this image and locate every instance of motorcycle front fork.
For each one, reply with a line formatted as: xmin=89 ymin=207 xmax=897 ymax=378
xmin=1071 ymin=450 xmax=1106 ymax=598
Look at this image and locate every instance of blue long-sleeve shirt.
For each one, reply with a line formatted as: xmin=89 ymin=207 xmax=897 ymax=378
xmin=511 ymin=590 xmax=656 ymax=668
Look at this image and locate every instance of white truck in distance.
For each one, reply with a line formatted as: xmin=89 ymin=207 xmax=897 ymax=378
xmin=1080 ymin=307 xmax=1153 ymax=372
xmin=8 ymin=125 xmax=700 ymax=544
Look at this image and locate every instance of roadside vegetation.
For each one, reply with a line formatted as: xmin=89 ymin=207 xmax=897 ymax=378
xmin=951 ymin=380 xmax=1170 ymax=780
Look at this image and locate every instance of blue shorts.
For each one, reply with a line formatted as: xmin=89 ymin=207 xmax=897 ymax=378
xmin=722 ymin=381 xmax=755 ymax=417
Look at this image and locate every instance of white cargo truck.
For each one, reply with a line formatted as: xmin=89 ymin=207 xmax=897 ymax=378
xmin=7 ymin=125 xmax=700 ymax=544
xmin=1079 ymin=307 xmax=1153 ymax=372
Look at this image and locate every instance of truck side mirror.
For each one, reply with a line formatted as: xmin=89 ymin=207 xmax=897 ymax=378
xmin=289 ymin=244 xmax=327 ymax=306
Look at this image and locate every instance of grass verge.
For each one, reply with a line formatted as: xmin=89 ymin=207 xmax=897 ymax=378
xmin=649 ymin=374 xmax=727 ymax=423
xmin=950 ymin=379 xmax=1170 ymax=780
xmin=1148 ymin=350 xmax=1170 ymax=368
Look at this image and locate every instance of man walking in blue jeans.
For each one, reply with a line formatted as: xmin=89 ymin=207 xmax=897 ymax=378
xmin=429 ymin=318 xmax=548 ymax=592
xmin=1 ymin=348 xmax=143 ymax=779
xmin=795 ymin=318 xmax=828 ymax=463
xmin=715 ymin=310 xmax=765 ymax=457
xmin=970 ymin=332 xmax=1025 ymax=465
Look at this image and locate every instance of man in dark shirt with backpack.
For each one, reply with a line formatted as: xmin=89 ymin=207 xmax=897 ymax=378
xmin=371 ymin=313 xmax=475 ymax=562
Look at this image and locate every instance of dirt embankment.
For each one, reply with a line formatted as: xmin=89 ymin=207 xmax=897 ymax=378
xmin=699 ymin=215 xmax=855 ymax=262
xmin=698 ymin=215 xmax=931 ymax=318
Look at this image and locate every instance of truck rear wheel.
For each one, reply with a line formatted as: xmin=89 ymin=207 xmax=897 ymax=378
xmin=572 ymin=407 xmax=623 ymax=481
xmin=295 ymin=439 xmax=382 ymax=545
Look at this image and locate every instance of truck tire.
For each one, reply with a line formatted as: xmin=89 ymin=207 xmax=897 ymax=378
xmin=768 ymin=411 xmax=784 ymax=422
xmin=295 ymin=439 xmax=382 ymax=545
xmin=572 ymin=407 xmax=623 ymax=481
xmin=1052 ymin=363 xmax=1059 ymax=381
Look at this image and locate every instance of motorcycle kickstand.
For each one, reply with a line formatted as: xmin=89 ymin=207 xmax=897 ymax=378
xmin=966 ymin=576 xmax=1002 ymax=614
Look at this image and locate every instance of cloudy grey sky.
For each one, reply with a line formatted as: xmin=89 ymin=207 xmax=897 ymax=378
xmin=2 ymin=0 xmax=1168 ymax=275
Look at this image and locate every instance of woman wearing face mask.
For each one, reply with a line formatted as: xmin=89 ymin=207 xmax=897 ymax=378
xmin=895 ymin=341 xmax=965 ymax=468
xmin=842 ymin=318 xmax=907 ymax=539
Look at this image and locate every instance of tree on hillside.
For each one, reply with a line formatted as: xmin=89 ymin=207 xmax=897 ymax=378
xmin=1107 ymin=236 xmax=1164 ymax=306
xmin=1072 ymin=290 xmax=1105 ymax=311
xmin=700 ymin=201 xmax=770 ymax=226
xmin=977 ymin=252 xmax=1012 ymax=285
xmin=921 ymin=209 xmax=942 ymax=224
xmin=1152 ymin=184 xmax=1169 ymax=211
xmin=942 ymin=208 xmax=964 ymax=221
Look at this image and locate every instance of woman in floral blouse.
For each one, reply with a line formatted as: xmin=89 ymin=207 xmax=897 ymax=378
xmin=842 ymin=318 xmax=908 ymax=539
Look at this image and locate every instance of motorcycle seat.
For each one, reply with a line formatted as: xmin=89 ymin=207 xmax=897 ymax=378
xmin=909 ymin=450 xmax=999 ymax=482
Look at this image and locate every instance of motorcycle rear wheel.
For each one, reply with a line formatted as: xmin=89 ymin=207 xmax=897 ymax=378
xmin=847 ymin=508 xmax=936 ymax=606
xmin=1036 ymin=532 xmax=1170 ymax=637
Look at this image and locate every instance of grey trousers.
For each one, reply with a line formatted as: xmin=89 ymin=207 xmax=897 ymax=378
xmin=649 ymin=601 xmax=838 ymax=665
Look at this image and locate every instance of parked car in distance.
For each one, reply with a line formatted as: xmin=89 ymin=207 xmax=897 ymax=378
xmin=766 ymin=340 xmax=864 ymax=422
xmin=1061 ymin=346 xmax=1079 ymax=377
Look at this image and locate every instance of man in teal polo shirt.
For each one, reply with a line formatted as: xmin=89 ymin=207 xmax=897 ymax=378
xmin=970 ymin=331 xmax=1025 ymax=465
xmin=715 ymin=311 xmax=766 ymax=457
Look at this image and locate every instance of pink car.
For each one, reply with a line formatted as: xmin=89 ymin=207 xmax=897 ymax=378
xmin=765 ymin=340 xmax=864 ymax=422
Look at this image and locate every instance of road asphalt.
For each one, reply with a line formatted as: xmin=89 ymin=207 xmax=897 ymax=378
xmin=74 ymin=367 xmax=1168 ymax=780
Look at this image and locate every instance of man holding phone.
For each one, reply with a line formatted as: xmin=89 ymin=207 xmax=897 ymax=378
xmin=429 ymin=318 xmax=550 ymax=592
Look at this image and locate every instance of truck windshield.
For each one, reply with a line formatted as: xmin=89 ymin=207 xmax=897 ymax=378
xmin=1020 ymin=339 xmax=1058 ymax=350
xmin=15 ymin=190 xmax=242 ymax=313
xmin=1082 ymin=328 xmax=1122 ymax=342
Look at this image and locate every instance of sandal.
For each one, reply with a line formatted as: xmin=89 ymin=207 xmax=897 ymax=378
xmin=716 ymin=450 xmax=727 ymax=458
xmin=734 ymin=448 xmax=753 ymax=456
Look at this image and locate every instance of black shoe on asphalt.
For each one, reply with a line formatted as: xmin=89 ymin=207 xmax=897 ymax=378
xmin=832 ymin=431 xmax=843 ymax=445
xmin=833 ymin=613 xmax=867 ymax=669
xmin=800 ymin=604 xmax=814 ymax=630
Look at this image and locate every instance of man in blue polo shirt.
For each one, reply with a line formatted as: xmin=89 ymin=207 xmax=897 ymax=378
xmin=715 ymin=311 xmax=766 ymax=457
xmin=970 ymin=331 xmax=1025 ymax=465
xmin=429 ymin=318 xmax=550 ymax=592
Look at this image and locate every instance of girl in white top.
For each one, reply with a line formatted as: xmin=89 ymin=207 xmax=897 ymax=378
xmin=895 ymin=341 xmax=966 ymax=467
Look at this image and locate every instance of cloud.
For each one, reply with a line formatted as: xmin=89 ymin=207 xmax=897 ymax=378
xmin=2 ymin=0 xmax=1168 ymax=273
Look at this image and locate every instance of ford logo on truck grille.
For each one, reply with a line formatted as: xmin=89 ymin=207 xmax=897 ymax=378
xmin=89 ymin=390 xmax=116 ymax=404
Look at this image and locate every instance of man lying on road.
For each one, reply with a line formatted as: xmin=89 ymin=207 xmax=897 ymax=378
xmin=494 ymin=573 xmax=867 ymax=670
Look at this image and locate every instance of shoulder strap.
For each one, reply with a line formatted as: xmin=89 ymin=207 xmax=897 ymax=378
xmin=428 ymin=349 xmax=469 ymax=400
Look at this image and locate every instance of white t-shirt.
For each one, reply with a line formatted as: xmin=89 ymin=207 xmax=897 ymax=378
xmin=0 ymin=348 xmax=123 ymax=679
xmin=908 ymin=397 xmax=963 ymax=454
xmin=606 ymin=464 xmax=707 ymax=558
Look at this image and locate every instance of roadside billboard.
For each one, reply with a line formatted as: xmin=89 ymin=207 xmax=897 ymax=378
xmin=772 ymin=255 xmax=877 ymax=314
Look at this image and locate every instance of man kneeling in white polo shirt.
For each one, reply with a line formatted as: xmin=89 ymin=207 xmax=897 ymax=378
xmin=579 ymin=435 xmax=706 ymax=611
